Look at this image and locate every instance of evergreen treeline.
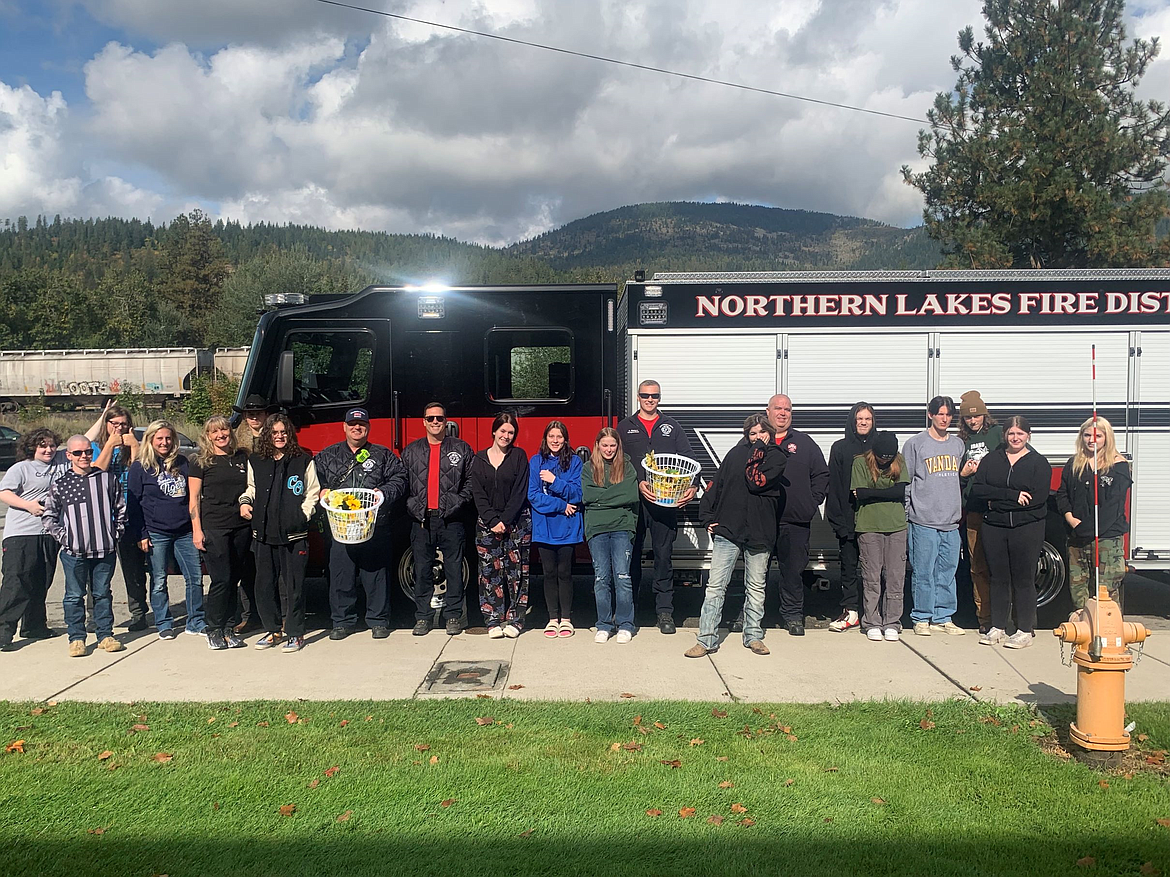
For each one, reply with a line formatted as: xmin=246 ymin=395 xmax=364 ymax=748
xmin=0 ymin=203 xmax=939 ymax=351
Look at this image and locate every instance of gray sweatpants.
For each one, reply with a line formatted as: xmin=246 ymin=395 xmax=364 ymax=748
xmin=857 ymin=530 xmax=907 ymax=631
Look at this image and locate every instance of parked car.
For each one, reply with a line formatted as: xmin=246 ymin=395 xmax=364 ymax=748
xmin=0 ymin=425 xmax=19 ymax=468
xmin=131 ymin=427 xmax=199 ymax=459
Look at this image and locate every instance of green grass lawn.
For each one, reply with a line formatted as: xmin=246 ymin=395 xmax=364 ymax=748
xmin=2 ymin=699 xmax=1169 ymax=877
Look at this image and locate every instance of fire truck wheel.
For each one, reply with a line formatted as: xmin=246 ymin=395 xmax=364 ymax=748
xmin=396 ymin=547 xmax=471 ymax=625
xmin=1035 ymin=519 xmax=1073 ymax=629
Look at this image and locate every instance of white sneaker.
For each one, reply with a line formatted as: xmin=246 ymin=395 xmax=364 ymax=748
xmin=931 ymin=621 xmax=965 ymax=636
xmin=829 ymin=610 xmax=860 ymax=632
xmin=502 ymin=624 xmax=520 ymax=638
xmin=913 ymin=621 xmax=932 ymax=636
xmin=883 ymin=627 xmax=900 ymax=641
xmin=866 ymin=628 xmax=883 ymax=642
xmin=488 ymin=626 xmax=505 ymax=639
xmin=1003 ymin=630 xmax=1034 ymax=649
xmin=614 ymin=630 xmax=632 ymax=644
xmin=594 ymin=630 xmax=610 ymax=643
xmin=979 ymin=627 xmax=1007 ymax=646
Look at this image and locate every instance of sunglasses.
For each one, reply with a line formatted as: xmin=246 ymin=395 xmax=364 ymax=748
xmin=639 ymin=393 xmax=661 ymax=400
xmin=425 ymin=415 xmax=446 ymax=423
xmin=69 ymin=449 xmax=94 ymax=458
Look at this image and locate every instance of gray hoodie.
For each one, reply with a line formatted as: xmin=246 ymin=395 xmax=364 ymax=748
xmin=902 ymin=430 xmax=964 ymax=531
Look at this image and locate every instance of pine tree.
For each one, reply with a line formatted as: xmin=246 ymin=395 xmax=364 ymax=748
xmin=902 ymin=0 xmax=1170 ymax=268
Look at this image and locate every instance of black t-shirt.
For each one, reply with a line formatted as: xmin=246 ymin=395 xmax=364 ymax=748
xmin=189 ymin=450 xmax=250 ymax=531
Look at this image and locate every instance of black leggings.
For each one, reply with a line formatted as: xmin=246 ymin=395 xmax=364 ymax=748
xmin=981 ymin=520 xmax=1045 ymax=634
xmin=537 ymin=544 xmax=574 ymax=620
xmin=201 ymin=526 xmax=251 ymax=632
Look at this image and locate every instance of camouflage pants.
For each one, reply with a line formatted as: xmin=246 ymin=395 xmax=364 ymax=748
xmin=1067 ymin=536 xmax=1126 ymax=610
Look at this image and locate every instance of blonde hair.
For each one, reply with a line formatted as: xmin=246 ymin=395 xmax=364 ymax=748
xmin=590 ymin=427 xmax=626 ymax=486
xmin=195 ymin=415 xmax=236 ymax=468
xmin=138 ymin=419 xmax=181 ymax=474
xmin=1072 ymin=416 xmax=1121 ymax=477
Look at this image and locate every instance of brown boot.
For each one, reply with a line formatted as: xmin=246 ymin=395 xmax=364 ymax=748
xmin=68 ymin=640 xmax=88 ymax=657
xmin=98 ymin=637 xmax=125 ymax=653
xmin=747 ymin=640 xmax=770 ymax=656
xmin=684 ymin=643 xmax=710 ymax=658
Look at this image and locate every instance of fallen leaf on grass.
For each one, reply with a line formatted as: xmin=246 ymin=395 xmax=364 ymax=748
xmin=278 ymin=804 xmax=296 ymax=817
xmin=1123 ymin=772 xmax=1135 ymax=780
xmin=660 ymin=759 xmax=682 ymax=768
xmin=5 ymin=740 xmax=25 ymax=753
xmin=47 ymin=700 xmax=57 ymax=707
xmin=871 ymin=797 xmax=887 ymax=805
xmin=475 ymin=694 xmax=493 ymax=700
xmin=365 ymin=716 xmax=373 ymax=722
xmin=87 ymin=827 xmax=106 ymax=835
xmin=752 ymin=707 xmax=763 ymax=715
xmin=152 ymin=752 xmax=173 ymax=763
xmin=308 ymin=780 xmax=320 ymax=789
xmin=256 ymin=721 xmax=269 ymax=728
xmin=1140 ymin=863 xmax=1160 ymax=877
xmin=610 ymin=742 xmax=620 ymax=752
xmin=29 ymin=708 xmax=44 ymax=717
xmin=730 ymin=803 xmax=748 ymax=814
xmin=823 ymin=817 xmax=833 ymax=823
xmin=1146 ymin=750 xmax=1167 ymax=765
xmin=712 ymin=708 xmax=727 ymax=718
xmin=653 ymin=722 xmax=666 ymax=730
xmin=718 ymin=781 xmax=734 ymax=789
xmin=429 ymin=755 xmax=439 ymax=765
xmin=707 ymin=815 xmax=724 ymax=825
xmin=1156 ymin=818 xmax=1170 ymax=828
xmin=739 ymin=817 xmax=756 ymax=826
xmin=678 ymin=807 xmax=696 ymax=818
xmin=1098 ymin=780 xmax=1109 ymax=790
xmin=207 ymin=717 xmax=216 ymax=724
xmin=440 ymin=799 xmax=456 ymax=808
xmin=978 ymin=715 xmax=1002 ymax=727
xmin=285 ymin=711 xmax=298 ymax=724
xmin=212 ymin=803 xmax=219 ymax=811
xmin=339 ymin=720 xmax=349 ymax=727
xmin=97 ymin=751 xmax=113 ymax=761
xmin=715 ymin=756 xmax=729 ymax=762
xmin=622 ymin=743 xmax=642 ymax=752
xmin=1076 ymin=856 xmax=1096 ymax=868
xmin=919 ymin=718 xmax=936 ymax=730
xmin=415 ymin=744 xmax=431 ymax=752
xmin=508 ymin=684 xmax=525 ymax=690
xmin=518 ymin=829 xmax=535 ymax=837
xmin=620 ymin=693 xmax=636 ymax=699
xmin=1137 ymin=733 xmax=1149 ymax=742
xmin=784 ymin=779 xmax=795 ymax=787
xmin=786 ymin=734 xmax=798 ymax=742
xmin=131 ymin=724 xmax=150 ymax=732
xmin=324 ymin=765 xmax=340 ymax=778
xmin=474 ymin=716 xmax=495 ymax=726
xmin=689 ymin=738 xmax=704 ymax=747
xmin=336 ymin=810 xmax=352 ymax=823
xmin=824 ymin=767 xmax=839 ymax=773
xmin=646 ymin=809 xmax=662 ymax=817
xmin=14 ymin=725 xmax=31 ymax=732
xmin=228 ymin=722 xmax=238 ymax=728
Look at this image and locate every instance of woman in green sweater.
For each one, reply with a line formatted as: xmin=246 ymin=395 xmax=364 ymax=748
xmin=583 ymin=427 xmax=640 ymax=643
xmin=851 ymin=431 xmax=910 ymax=642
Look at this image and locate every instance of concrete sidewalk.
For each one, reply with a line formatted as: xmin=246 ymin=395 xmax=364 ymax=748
xmin=2 ymin=568 xmax=1166 ymax=705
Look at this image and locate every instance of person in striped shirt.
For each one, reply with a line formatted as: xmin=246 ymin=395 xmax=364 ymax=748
xmin=41 ymin=435 xmax=127 ymax=657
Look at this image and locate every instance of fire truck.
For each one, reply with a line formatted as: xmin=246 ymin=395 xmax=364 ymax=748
xmin=238 ymin=270 xmax=1170 ymax=624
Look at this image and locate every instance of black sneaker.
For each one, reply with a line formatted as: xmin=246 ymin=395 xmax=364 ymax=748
xmin=329 ymin=627 xmax=353 ymax=641
xmin=371 ymin=626 xmax=391 ymax=639
xmin=158 ymin=629 xmax=177 ymax=640
xmin=657 ymin=613 xmax=677 ymax=635
xmin=0 ymin=641 xmax=16 ymax=652
xmin=206 ymin=630 xmax=228 ymax=651
xmin=412 ymin=619 xmax=431 ymax=637
xmin=126 ymin=619 xmax=148 ymax=632
xmin=224 ymin=631 xmax=246 ymax=649
xmin=728 ymin=617 xmax=744 ymax=633
xmin=785 ymin=620 xmax=806 ymax=637
xmin=445 ymin=618 xmax=462 ymax=636
xmin=22 ymin=628 xmax=58 ymax=639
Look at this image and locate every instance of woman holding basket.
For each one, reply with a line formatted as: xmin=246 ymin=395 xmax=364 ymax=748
xmin=528 ymin=421 xmax=583 ymax=638
xmin=583 ymin=427 xmax=640 ymax=643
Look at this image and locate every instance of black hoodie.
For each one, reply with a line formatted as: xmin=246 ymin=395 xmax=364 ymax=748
xmin=826 ymin=403 xmax=876 ymax=538
xmin=698 ymin=438 xmax=787 ymax=551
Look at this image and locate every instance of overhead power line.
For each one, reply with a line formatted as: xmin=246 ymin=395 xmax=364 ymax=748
xmin=311 ymin=0 xmax=927 ymax=125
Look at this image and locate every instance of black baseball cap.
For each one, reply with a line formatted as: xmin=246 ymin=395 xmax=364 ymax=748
xmin=232 ymin=394 xmax=275 ymax=414
xmin=345 ymin=407 xmax=370 ymax=424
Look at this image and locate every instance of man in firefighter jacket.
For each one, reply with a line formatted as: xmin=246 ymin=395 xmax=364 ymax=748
xmin=316 ymin=408 xmax=407 ymax=641
xmin=401 ymin=402 xmax=475 ymax=636
xmin=619 ymin=379 xmax=696 ymax=634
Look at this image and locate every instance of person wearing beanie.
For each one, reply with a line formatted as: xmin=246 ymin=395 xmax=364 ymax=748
xmin=956 ymin=390 xmax=1003 ymax=635
xmin=850 ymin=431 xmax=909 ymax=641
xmin=825 ymin=402 xmax=876 ymax=633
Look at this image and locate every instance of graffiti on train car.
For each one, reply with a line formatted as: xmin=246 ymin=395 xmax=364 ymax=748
xmin=43 ymin=379 xmax=164 ymax=395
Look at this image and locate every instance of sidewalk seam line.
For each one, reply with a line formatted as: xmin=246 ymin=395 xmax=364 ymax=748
xmin=412 ymin=633 xmax=452 ymax=699
xmin=42 ymin=637 xmax=161 ymax=701
xmin=705 ymin=653 xmax=738 ymax=702
xmin=896 ymin=638 xmax=979 ymax=702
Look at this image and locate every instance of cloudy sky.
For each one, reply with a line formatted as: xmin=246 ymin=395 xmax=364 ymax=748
xmin=2 ymin=0 xmax=1169 ymax=245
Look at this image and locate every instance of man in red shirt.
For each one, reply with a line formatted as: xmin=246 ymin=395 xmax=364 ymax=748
xmin=401 ymin=402 xmax=474 ymax=636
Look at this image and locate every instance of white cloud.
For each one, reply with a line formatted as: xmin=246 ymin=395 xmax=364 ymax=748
xmin=13 ymin=0 xmax=1168 ymax=243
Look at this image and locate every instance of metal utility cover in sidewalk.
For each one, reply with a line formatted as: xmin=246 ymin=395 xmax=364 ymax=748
xmin=423 ymin=660 xmax=509 ymax=692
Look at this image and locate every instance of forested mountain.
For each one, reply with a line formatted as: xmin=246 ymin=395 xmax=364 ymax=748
xmin=0 ymin=203 xmax=939 ymax=351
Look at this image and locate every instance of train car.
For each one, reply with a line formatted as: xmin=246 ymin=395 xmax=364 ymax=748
xmin=620 ymin=269 xmax=1170 ymax=623
xmin=234 ymin=283 xmax=619 ymax=597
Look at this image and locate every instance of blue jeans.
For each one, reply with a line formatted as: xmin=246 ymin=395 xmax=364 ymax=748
xmin=698 ymin=535 xmax=768 ymax=650
xmin=908 ymin=523 xmax=960 ymax=624
xmin=589 ymin=531 xmax=634 ymax=634
xmin=60 ymin=551 xmax=116 ymax=642
xmin=147 ymin=530 xmax=204 ymax=633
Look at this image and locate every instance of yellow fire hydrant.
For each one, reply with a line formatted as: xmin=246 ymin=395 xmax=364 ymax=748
xmin=1054 ymin=587 xmax=1150 ymax=752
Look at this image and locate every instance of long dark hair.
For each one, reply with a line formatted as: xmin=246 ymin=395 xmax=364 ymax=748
xmin=17 ymin=427 xmax=61 ymax=461
xmin=258 ymin=413 xmax=305 ymax=460
xmin=958 ymin=411 xmax=998 ymax=440
xmin=489 ymin=412 xmax=520 ymax=449
xmin=539 ymin=420 xmax=573 ymax=471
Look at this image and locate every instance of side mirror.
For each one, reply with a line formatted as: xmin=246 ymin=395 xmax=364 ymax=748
xmin=276 ymin=350 xmax=295 ymax=406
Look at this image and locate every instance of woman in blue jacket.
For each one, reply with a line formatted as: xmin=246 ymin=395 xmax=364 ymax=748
xmin=528 ymin=420 xmax=583 ymax=638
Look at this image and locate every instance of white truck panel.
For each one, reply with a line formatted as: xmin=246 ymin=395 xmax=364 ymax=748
xmin=1131 ymin=331 xmax=1170 ymax=556
xmin=786 ymin=333 xmax=930 ymax=404
xmin=635 ymin=334 xmax=778 ymax=405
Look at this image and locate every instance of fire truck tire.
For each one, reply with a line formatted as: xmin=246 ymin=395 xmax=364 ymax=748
xmin=395 ymin=546 xmax=471 ymax=626
xmin=1035 ymin=513 xmax=1073 ymax=629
